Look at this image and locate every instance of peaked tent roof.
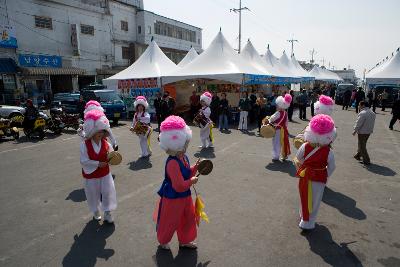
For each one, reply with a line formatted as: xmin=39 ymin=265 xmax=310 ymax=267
xmin=291 ymin=55 xmax=314 ymax=80
xmin=309 ymin=65 xmax=342 ymax=83
xmin=366 ymin=48 xmax=400 ymax=82
xmin=263 ymin=48 xmax=290 ymax=78
xmin=279 ymin=51 xmax=301 ymax=79
xmin=178 ymin=47 xmax=199 ymax=67
xmin=104 ymin=40 xmax=179 ymax=81
xmin=163 ymin=31 xmax=268 ymax=84
xmin=240 ymin=40 xmax=271 ymax=75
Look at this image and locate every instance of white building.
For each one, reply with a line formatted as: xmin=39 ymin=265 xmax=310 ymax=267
xmin=0 ymin=0 xmax=201 ymax=104
xmin=332 ymin=68 xmax=357 ymax=85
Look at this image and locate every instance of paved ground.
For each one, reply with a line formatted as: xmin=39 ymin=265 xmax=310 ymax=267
xmin=0 ymin=106 xmax=399 ymax=267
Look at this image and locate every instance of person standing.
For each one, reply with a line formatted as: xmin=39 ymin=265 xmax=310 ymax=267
xmin=310 ymin=91 xmax=318 ymax=117
xmin=367 ymin=90 xmax=373 ymax=107
xmin=256 ymin=92 xmax=267 ymax=132
xmin=189 ymin=91 xmax=200 ymax=121
xmin=131 ymin=96 xmax=152 ymax=158
xmin=297 ymin=89 xmax=308 ymax=120
xmin=198 ymin=92 xmax=214 ymax=148
xmin=160 ymin=93 xmax=171 ymax=122
xmin=350 ymin=89 xmax=356 ymax=108
xmin=210 ymin=94 xmax=220 ymax=125
xmin=342 ymin=89 xmax=352 ymax=110
xmin=154 ymin=92 xmax=162 ymax=130
xmin=270 ymin=94 xmax=292 ymax=161
xmin=380 ymin=89 xmax=388 ymax=111
xmin=238 ymin=92 xmax=250 ymax=131
xmin=353 ymin=101 xmax=376 ymax=165
xmin=287 ymin=90 xmax=295 ymax=122
xmin=372 ymin=89 xmax=377 ymax=113
xmin=77 ymin=95 xmax=86 ymax=119
xmin=389 ymin=97 xmax=400 ymax=130
xmin=355 ymin=87 xmax=365 ymax=113
xmin=218 ymin=93 xmax=229 ymax=131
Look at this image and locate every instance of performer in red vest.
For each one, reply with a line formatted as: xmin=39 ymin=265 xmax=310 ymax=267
xmin=294 ymin=114 xmax=336 ymax=230
xmin=269 ymin=93 xmax=292 ymax=161
xmin=80 ymin=109 xmax=117 ymax=223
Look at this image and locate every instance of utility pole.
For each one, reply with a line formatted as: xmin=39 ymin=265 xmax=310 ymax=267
xmin=309 ymin=48 xmax=317 ymax=64
xmin=230 ymin=0 xmax=250 ymax=53
xmin=320 ymin=58 xmax=325 ymax=67
xmin=287 ymin=36 xmax=298 ymax=57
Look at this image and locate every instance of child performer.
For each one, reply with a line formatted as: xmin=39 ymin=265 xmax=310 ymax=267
xmin=80 ymin=109 xmax=117 ymax=223
xmin=131 ymin=96 xmax=152 ymax=158
xmin=78 ymin=100 xmax=118 ymax=150
xmin=295 ymin=114 xmax=336 ymax=230
xmin=198 ymin=91 xmax=214 ymax=148
xmin=269 ymin=93 xmax=292 ymax=161
xmin=155 ymin=115 xmax=200 ymax=250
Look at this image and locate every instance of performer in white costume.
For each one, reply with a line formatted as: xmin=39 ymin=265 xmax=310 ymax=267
xmin=198 ymin=92 xmax=214 ymax=149
xmin=131 ymin=96 xmax=152 ymax=157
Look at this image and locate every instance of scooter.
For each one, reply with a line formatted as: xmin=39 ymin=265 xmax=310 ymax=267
xmin=50 ymin=106 xmax=80 ymax=130
xmin=0 ymin=118 xmax=19 ymax=140
xmin=41 ymin=111 xmax=63 ymax=135
xmin=24 ymin=117 xmax=46 ymax=140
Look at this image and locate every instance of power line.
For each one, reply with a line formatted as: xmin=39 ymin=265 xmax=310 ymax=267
xmin=309 ymin=48 xmax=317 ymax=64
xmin=287 ymin=37 xmax=298 ymax=57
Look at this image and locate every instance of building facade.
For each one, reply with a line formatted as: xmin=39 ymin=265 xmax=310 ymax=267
xmin=0 ymin=0 xmax=202 ymax=105
xmin=331 ymin=68 xmax=357 ymax=85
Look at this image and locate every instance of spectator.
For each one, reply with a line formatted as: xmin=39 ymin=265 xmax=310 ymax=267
xmin=353 ymin=101 xmax=376 ymax=165
xmin=297 ymin=89 xmax=308 ymax=120
xmin=77 ymin=95 xmax=86 ymax=119
xmin=355 ymin=87 xmax=366 ymax=113
xmin=256 ymin=92 xmax=267 ymax=132
xmin=350 ymin=89 xmax=356 ymax=107
xmin=309 ymin=91 xmax=318 ymax=117
xmin=160 ymin=93 xmax=171 ymax=122
xmin=210 ymin=93 xmax=220 ymax=124
xmin=380 ymin=89 xmax=388 ymax=111
xmin=238 ymin=92 xmax=250 ymax=131
xmin=287 ymin=90 xmax=295 ymax=122
xmin=218 ymin=93 xmax=229 ymax=131
xmin=367 ymin=90 xmax=373 ymax=107
xmin=153 ymin=92 xmax=162 ymax=130
xmin=389 ymin=97 xmax=400 ymax=130
xmin=342 ymin=89 xmax=352 ymax=110
xmin=189 ymin=91 xmax=200 ymax=120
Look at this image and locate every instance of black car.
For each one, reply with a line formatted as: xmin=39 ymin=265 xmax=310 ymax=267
xmin=335 ymin=84 xmax=355 ymax=105
xmin=53 ymin=93 xmax=80 ymax=114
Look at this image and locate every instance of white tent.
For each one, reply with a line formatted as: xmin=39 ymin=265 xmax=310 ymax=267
xmin=163 ymin=31 xmax=268 ymax=85
xmin=263 ymin=48 xmax=291 ymax=78
xmin=103 ymin=40 xmax=179 ymax=89
xmin=178 ymin=47 xmax=199 ymax=67
xmin=366 ymin=48 xmax=400 ymax=86
xmin=309 ymin=65 xmax=342 ymax=83
xmin=291 ymin=55 xmax=314 ymax=81
xmin=240 ymin=40 xmax=271 ymax=75
xmin=279 ymin=51 xmax=302 ymax=80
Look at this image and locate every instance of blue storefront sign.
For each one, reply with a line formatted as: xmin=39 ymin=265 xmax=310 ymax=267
xmin=0 ymin=25 xmax=18 ymax=48
xmin=18 ymin=54 xmax=62 ymax=68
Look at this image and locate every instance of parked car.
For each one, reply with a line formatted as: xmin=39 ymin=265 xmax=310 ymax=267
xmin=0 ymin=105 xmax=26 ymax=119
xmin=335 ymin=83 xmax=355 ymax=105
xmin=81 ymin=89 xmax=126 ymax=124
xmin=53 ymin=93 xmax=80 ymax=114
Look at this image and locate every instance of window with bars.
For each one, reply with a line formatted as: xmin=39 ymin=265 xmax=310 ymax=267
xmin=81 ymin=24 xmax=94 ymax=35
xmin=122 ymin=47 xmax=130 ymax=59
xmin=34 ymin=16 xmax=52 ymax=30
xmin=121 ymin=21 xmax=128 ymax=31
xmin=154 ymin=21 xmax=196 ymax=42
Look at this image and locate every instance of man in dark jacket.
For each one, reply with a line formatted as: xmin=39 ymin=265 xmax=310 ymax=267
xmin=355 ymin=87 xmax=365 ymax=113
xmin=77 ymin=95 xmax=86 ymax=119
xmin=153 ymin=92 xmax=162 ymax=129
xmin=23 ymin=99 xmax=39 ymax=130
xmin=389 ymin=98 xmax=400 ymax=130
xmin=210 ymin=94 xmax=220 ymax=124
xmin=343 ymin=89 xmax=352 ymax=110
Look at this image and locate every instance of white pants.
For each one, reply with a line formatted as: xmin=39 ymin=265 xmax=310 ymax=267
xmin=138 ymin=134 xmax=150 ymax=156
xmin=83 ymin=173 xmax=117 ymax=214
xmin=299 ymin=181 xmax=325 ymax=229
xmin=272 ymin=129 xmax=281 ymax=160
xmin=238 ymin=111 xmax=248 ymax=130
xmin=200 ymin=124 xmax=212 ymax=147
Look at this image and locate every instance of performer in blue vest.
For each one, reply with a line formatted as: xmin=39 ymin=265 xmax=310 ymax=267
xmin=154 ymin=115 xmax=200 ymax=250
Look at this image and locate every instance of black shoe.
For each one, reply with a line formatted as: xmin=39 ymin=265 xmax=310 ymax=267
xmin=389 ymin=127 xmax=393 ymax=130
xmin=363 ymin=162 xmax=371 ymax=166
xmin=354 ymin=155 xmax=361 ymax=161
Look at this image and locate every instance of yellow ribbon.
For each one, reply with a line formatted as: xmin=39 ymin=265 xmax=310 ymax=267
xmin=195 ymin=195 xmax=209 ymax=225
xmin=209 ymin=124 xmax=214 ymax=143
xmin=147 ymin=128 xmax=153 ymax=152
xmin=308 ymin=180 xmax=313 ymax=214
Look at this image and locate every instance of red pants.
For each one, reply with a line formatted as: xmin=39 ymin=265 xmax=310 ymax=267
xmin=157 ymin=196 xmax=197 ymax=245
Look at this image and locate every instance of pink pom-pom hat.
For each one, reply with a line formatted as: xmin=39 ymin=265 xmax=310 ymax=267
xmin=84 ymin=100 xmax=104 ymax=114
xmin=275 ymin=93 xmax=292 ymax=109
xmin=82 ymin=109 xmax=111 ymax=139
xmin=134 ymin=95 xmax=149 ymax=109
xmin=304 ymin=114 xmax=336 ymax=145
xmin=159 ymin=115 xmax=192 ymax=153
xmin=85 ymin=100 xmax=101 ymax=109
xmin=315 ymin=95 xmax=334 ymax=115
xmin=200 ymin=91 xmax=212 ymax=106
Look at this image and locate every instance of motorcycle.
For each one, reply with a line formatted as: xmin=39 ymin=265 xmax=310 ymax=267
xmin=24 ymin=116 xmax=46 ymax=139
xmin=50 ymin=106 xmax=80 ymax=130
xmin=0 ymin=118 xmax=20 ymax=140
xmin=40 ymin=111 xmax=63 ymax=134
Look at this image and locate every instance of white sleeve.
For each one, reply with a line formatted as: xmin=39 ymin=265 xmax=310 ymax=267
xmin=139 ymin=112 xmax=151 ymax=124
xmin=202 ymin=107 xmax=211 ymax=119
xmin=106 ymin=141 xmax=114 ymax=153
xmin=295 ymin=143 xmax=306 ymax=163
xmin=80 ymin=142 xmax=99 ymax=174
xmin=327 ymin=150 xmax=336 ymax=177
xmin=269 ymin=111 xmax=280 ymax=123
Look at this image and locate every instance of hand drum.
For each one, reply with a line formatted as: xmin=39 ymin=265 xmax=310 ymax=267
xmin=197 ymin=159 xmax=213 ymax=176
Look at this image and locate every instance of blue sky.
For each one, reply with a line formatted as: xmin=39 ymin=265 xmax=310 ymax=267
xmin=144 ymin=0 xmax=400 ymax=78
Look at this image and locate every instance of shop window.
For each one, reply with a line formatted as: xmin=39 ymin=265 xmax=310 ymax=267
xmin=148 ymin=26 xmax=151 ymax=34
xmin=121 ymin=21 xmax=128 ymax=31
xmin=122 ymin=47 xmax=130 ymax=59
xmin=81 ymin=24 xmax=94 ymax=35
xmin=35 ymin=16 xmax=52 ymax=30
xmin=2 ymin=74 xmax=16 ymax=91
xmin=138 ymin=25 xmax=141 ymax=34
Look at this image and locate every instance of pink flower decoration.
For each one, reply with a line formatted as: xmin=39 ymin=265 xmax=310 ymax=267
xmin=309 ymin=114 xmax=334 ymax=135
xmin=284 ymin=93 xmax=292 ymax=104
xmin=171 ymin=135 xmax=178 ymax=140
xmin=160 ymin=115 xmax=186 ymax=131
xmin=84 ymin=109 xmax=104 ymax=121
xmin=136 ymin=96 xmax=147 ymax=101
xmin=319 ymin=95 xmax=334 ymax=106
xmin=85 ymin=100 xmax=101 ymax=109
xmin=203 ymin=91 xmax=212 ymax=98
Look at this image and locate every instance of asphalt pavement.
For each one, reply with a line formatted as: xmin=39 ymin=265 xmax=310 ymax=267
xmin=0 ymin=106 xmax=399 ymax=267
